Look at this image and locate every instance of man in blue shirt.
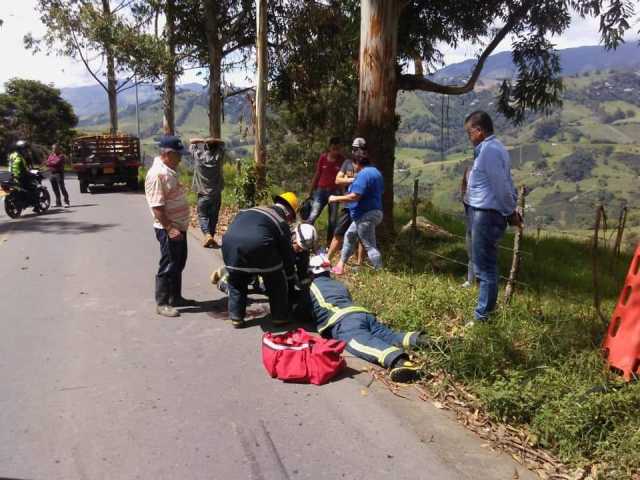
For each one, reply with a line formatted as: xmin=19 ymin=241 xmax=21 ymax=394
xmin=464 ymin=111 xmax=518 ymax=323
xmin=328 ymin=137 xmax=384 ymax=274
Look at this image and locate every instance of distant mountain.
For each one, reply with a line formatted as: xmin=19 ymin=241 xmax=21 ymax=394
xmin=432 ymin=42 xmax=640 ymax=81
xmin=60 ymin=82 xmax=205 ymax=117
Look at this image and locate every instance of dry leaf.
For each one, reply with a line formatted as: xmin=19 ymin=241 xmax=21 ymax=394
xmin=433 ymin=401 xmax=445 ymax=409
xmin=360 ymin=388 xmax=369 ymax=396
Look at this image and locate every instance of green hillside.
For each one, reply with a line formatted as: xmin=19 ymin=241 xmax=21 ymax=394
xmin=393 ymin=70 xmax=640 ymax=232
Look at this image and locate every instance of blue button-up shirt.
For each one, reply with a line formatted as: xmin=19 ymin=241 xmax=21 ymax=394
xmin=467 ymin=135 xmax=517 ymax=216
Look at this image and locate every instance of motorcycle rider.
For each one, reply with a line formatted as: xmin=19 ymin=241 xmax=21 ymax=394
xmin=9 ymin=141 xmax=38 ymax=205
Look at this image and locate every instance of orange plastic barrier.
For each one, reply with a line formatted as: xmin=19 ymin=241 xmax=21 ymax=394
xmin=602 ymin=245 xmax=640 ymax=380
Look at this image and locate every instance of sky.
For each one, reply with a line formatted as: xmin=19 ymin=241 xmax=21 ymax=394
xmin=1 ymin=0 xmax=638 ymax=91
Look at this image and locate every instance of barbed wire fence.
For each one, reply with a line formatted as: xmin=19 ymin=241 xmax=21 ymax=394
xmin=397 ymin=175 xmax=633 ymax=306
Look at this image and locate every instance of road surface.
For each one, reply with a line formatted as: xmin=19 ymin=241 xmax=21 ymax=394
xmin=0 ymin=177 xmax=534 ymax=480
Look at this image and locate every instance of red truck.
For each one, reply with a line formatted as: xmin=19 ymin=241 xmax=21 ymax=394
xmin=71 ymin=134 xmax=141 ymax=193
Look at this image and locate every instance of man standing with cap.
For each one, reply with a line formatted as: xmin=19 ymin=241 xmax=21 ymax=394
xmin=190 ymin=137 xmax=225 ymax=248
xmin=145 ymin=135 xmax=193 ymax=318
xmin=221 ymin=192 xmax=301 ymax=328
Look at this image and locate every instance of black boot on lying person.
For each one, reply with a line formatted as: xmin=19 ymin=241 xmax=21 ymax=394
xmin=389 ymin=356 xmax=422 ymax=383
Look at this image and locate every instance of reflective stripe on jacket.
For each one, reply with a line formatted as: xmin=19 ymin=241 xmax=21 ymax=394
xmin=309 ymin=276 xmax=369 ymax=334
xmin=222 ymin=205 xmax=296 ymax=279
xmin=9 ymin=152 xmax=27 ymax=180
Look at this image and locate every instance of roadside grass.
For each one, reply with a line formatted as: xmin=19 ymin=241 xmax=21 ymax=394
xmin=345 ymin=201 xmax=640 ymax=478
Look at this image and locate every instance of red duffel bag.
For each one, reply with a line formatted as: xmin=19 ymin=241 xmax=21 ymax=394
xmin=262 ymin=328 xmax=347 ymax=385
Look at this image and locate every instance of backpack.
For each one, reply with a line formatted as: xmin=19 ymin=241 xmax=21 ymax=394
xmin=262 ymin=328 xmax=346 ymax=385
xmin=299 ymin=197 xmax=313 ymax=222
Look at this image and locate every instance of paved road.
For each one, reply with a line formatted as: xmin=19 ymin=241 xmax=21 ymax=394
xmin=0 ymin=177 xmax=534 ymax=480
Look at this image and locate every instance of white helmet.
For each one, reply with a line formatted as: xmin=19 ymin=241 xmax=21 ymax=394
xmin=295 ymin=223 xmax=317 ymax=251
xmin=309 ymin=254 xmax=331 ymax=275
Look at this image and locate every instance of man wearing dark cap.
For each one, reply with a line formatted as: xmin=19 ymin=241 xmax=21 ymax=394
xmin=145 ymin=135 xmax=193 ymax=317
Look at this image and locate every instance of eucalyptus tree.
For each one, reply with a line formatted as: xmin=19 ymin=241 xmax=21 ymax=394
xmin=26 ymin=0 xmax=158 ymax=134
xmin=358 ymin=0 xmax=636 ymax=231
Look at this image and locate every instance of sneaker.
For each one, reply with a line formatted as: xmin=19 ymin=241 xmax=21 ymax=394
xmin=230 ymin=317 xmax=245 ymax=328
xmin=156 ymin=305 xmax=180 ymax=317
xmin=389 ymin=359 xmax=421 ymax=383
xmin=171 ymin=297 xmax=197 ymax=307
xmin=461 ymin=281 xmax=472 ymax=288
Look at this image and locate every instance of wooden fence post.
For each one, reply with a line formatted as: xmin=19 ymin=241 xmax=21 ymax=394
xmin=592 ymin=205 xmax=607 ymax=323
xmin=410 ymin=178 xmax=419 ymax=269
xmin=614 ymin=206 xmax=628 ymax=256
xmin=504 ymin=185 xmax=526 ymax=303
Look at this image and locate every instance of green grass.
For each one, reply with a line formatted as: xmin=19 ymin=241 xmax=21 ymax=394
xmin=344 ymin=202 xmax=640 ymax=478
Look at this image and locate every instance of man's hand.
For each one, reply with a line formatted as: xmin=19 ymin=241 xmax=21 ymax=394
xmin=168 ymin=227 xmax=183 ymax=240
xmin=328 ymin=195 xmax=339 ymax=204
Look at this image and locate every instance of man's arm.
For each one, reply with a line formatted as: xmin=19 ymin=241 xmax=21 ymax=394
xmin=309 ymin=156 xmax=322 ymax=194
xmin=334 ymin=170 xmax=355 ymax=186
xmin=151 ymin=206 xmax=183 ymax=239
xmin=477 ymin=145 xmax=517 ymax=215
xmin=328 ymin=192 xmax=361 ymax=204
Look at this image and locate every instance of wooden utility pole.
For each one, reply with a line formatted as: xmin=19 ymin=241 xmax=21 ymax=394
xmin=254 ymin=0 xmax=267 ymax=190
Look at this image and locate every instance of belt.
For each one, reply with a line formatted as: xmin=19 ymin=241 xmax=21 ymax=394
xmin=470 ymin=206 xmax=501 ymax=215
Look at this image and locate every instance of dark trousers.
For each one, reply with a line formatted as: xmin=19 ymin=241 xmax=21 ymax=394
xmin=50 ymin=172 xmax=69 ymax=205
xmin=227 ymin=269 xmax=289 ymax=322
xmin=197 ymin=192 xmax=222 ymax=236
xmin=331 ymin=312 xmax=419 ymax=368
xmin=154 ymin=228 xmax=188 ymax=306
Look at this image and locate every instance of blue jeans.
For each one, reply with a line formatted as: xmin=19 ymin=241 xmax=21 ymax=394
xmin=331 ymin=312 xmax=419 ymax=368
xmin=155 ymin=228 xmax=188 ymax=306
xmin=197 ymin=192 xmax=222 ymax=236
xmin=470 ymin=209 xmax=507 ymax=320
xmin=340 ymin=209 xmax=383 ymax=268
xmin=307 ymin=188 xmax=340 ymax=241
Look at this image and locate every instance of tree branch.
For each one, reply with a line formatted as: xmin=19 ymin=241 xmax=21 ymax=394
xmin=224 ymin=86 xmax=255 ymax=99
xmin=398 ymin=1 xmax=534 ymax=95
xmin=70 ymin=29 xmax=108 ymax=92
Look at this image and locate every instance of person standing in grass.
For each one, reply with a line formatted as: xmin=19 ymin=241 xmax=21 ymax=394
xmin=464 ymin=111 xmax=518 ymax=324
xmin=190 ymin=137 xmax=225 ymax=248
xmin=328 ymin=137 xmax=383 ymax=274
xmin=306 ymin=137 xmax=344 ymax=243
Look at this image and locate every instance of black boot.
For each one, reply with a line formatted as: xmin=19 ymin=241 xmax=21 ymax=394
xmin=389 ymin=356 xmax=421 ymax=383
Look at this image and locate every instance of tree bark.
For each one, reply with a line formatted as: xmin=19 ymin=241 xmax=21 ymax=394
xmin=254 ymin=0 xmax=267 ymax=190
xmin=357 ymin=0 xmax=401 ymax=235
xmin=203 ymin=0 xmax=222 ymax=139
xmin=163 ymin=0 xmax=177 ymax=135
xmin=102 ymin=0 xmax=118 ymax=134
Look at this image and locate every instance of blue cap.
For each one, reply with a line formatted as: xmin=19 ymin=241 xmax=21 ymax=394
xmin=158 ymin=135 xmax=185 ymax=153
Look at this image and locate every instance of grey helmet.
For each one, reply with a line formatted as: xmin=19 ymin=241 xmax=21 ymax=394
xmin=14 ymin=140 xmax=28 ymax=150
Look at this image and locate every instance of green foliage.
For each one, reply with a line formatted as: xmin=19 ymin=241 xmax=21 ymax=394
xmin=0 ymin=78 xmax=78 ymax=160
xmin=348 ymin=202 xmax=639 ymax=475
xmin=233 ymin=160 xmax=270 ymax=208
xmin=554 ymin=149 xmax=596 ymax=182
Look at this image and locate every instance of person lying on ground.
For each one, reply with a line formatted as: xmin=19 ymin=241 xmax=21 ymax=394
xmin=294 ymin=254 xmax=431 ymax=383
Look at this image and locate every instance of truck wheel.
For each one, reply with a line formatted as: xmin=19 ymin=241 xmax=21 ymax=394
xmin=80 ymin=180 xmax=89 ymax=193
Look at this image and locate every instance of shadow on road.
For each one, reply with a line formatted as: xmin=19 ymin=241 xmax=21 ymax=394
xmin=0 ymin=215 xmax=118 ymax=235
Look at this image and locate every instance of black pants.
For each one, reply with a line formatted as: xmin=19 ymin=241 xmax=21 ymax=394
xmin=50 ymin=172 xmax=69 ymax=205
xmin=227 ymin=269 xmax=289 ymax=322
xmin=154 ymin=228 xmax=188 ymax=306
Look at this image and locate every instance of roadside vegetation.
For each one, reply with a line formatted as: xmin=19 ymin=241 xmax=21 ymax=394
xmin=346 ymin=200 xmax=640 ymax=479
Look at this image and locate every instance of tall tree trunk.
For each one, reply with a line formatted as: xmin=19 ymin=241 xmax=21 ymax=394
xmin=203 ymin=0 xmax=222 ymax=138
xmin=102 ymin=0 xmax=118 ymax=134
xmin=357 ymin=0 xmax=401 ymax=235
xmin=163 ymin=0 xmax=177 ymax=135
xmin=254 ymin=0 xmax=267 ymax=190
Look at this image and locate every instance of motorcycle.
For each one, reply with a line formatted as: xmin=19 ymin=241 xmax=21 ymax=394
xmin=1 ymin=169 xmax=51 ymax=218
